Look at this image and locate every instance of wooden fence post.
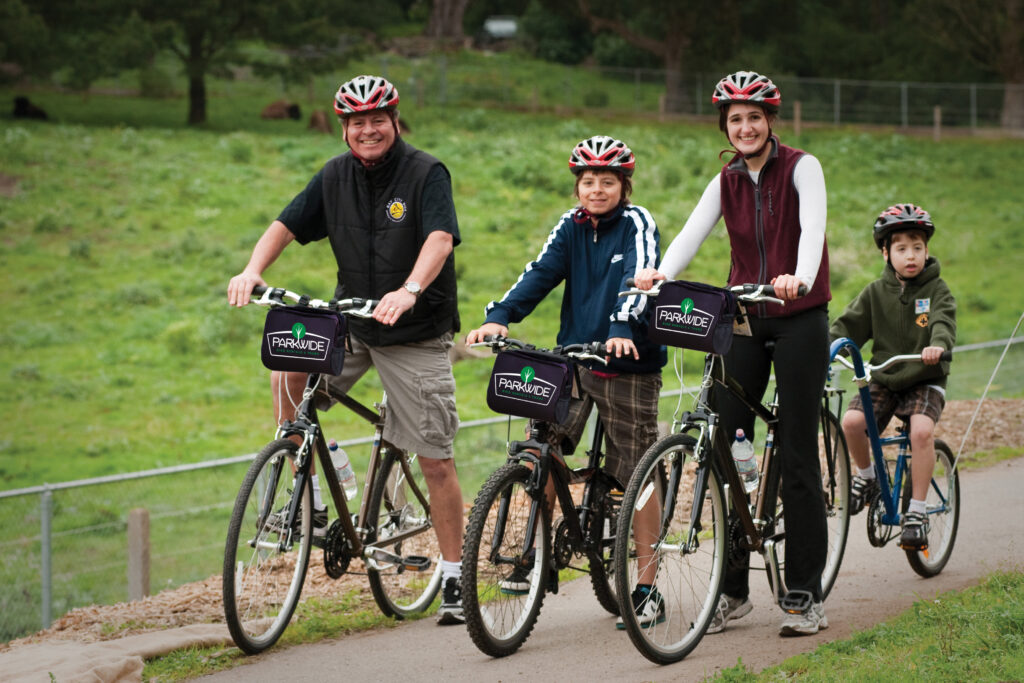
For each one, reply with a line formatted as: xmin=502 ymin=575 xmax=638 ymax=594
xmin=127 ymin=508 xmax=150 ymax=601
xmin=933 ymin=106 xmax=942 ymax=141
xmin=794 ymin=100 xmax=802 ymax=137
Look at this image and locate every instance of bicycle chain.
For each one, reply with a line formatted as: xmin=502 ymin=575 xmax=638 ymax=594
xmin=866 ymin=495 xmax=898 ymax=547
xmin=551 ymin=516 xmax=574 ymax=569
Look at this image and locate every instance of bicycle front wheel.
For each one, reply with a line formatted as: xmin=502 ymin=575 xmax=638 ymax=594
xmin=614 ymin=432 xmax=728 ymax=665
xmin=366 ymin=448 xmax=443 ymax=618
xmin=462 ymin=462 xmax=551 ymax=657
xmin=904 ymin=439 xmax=960 ymax=577
xmin=223 ymin=439 xmax=312 ymax=655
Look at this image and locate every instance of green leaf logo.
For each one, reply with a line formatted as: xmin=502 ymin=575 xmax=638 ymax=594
xmin=521 ymin=366 xmax=535 ymax=383
xmin=681 ymin=298 xmax=695 ymax=315
xmin=291 ymin=323 xmax=306 ymax=340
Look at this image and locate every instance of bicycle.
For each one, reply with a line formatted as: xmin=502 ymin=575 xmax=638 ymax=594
xmin=460 ymin=336 xmax=624 ymax=657
xmin=222 ymin=285 xmax=442 ymax=655
xmin=828 ymin=337 xmax=959 ymax=577
xmin=612 ymin=281 xmax=851 ymax=664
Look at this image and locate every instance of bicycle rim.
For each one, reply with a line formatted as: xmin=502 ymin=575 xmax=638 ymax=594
xmin=223 ymin=439 xmax=312 ymax=654
xmin=905 ymin=440 xmax=960 ymax=577
xmin=366 ymin=449 xmax=443 ymax=617
xmin=463 ymin=463 xmax=550 ymax=657
xmin=615 ymin=432 xmax=727 ymax=665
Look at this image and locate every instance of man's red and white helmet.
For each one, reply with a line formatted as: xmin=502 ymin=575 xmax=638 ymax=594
xmin=873 ymin=203 xmax=935 ymax=249
xmin=334 ymin=75 xmax=400 ymax=116
xmin=568 ymin=136 xmax=635 ymax=176
xmin=712 ymin=71 xmax=781 ymax=112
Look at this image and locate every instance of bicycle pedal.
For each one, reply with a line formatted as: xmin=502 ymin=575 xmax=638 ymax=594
xmin=402 ymin=555 xmax=432 ymax=572
xmin=779 ymin=589 xmax=814 ymax=615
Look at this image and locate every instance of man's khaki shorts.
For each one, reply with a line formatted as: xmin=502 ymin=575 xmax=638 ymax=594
xmin=315 ymin=333 xmax=459 ymax=459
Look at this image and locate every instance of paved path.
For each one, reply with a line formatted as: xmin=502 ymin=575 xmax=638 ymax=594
xmin=197 ymin=457 xmax=1024 ymax=682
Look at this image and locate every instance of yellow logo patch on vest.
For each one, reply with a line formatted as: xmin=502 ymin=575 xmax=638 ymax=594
xmin=916 ymin=313 xmax=929 ymax=328
xmin=387 ymin=198 xmax=407 ymax=222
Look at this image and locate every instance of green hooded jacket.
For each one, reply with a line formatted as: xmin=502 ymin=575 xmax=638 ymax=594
xmin=829 ymin=256 xmax=956 ymax=391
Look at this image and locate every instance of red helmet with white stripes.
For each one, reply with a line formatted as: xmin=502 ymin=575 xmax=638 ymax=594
xmin=568 ymin=136 xmax=635 ymax=176
xmin=333 ymin=75 xmax=400 ymax=117
xmin=712 ymin=71 xmax=781 ymax=113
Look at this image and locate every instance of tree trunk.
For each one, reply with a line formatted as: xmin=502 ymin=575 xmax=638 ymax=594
xmin=662 ymin=42 xmax=687 ymax=114
xmin=188 ymin=72 xmax=207 ymax=125
xmin=1000 ymin=82 xmax=1024 ymax=129
xmin=425 ymin=0 xmax=469 ymax=39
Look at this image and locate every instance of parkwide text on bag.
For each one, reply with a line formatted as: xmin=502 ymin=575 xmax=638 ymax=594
xmin=261 ymin=306 xmax=347 ymax=375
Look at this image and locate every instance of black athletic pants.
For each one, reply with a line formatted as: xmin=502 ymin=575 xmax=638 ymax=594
xmin=716 ymin=305 xmax=829 ymax=602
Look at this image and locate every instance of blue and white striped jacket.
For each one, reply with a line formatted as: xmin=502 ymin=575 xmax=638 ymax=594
xmin=484 ymin=204 xmax=666 ymax=374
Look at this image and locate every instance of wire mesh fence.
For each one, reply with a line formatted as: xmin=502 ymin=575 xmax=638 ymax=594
xmin=1 ymin=338 xmax=1020 ymax=643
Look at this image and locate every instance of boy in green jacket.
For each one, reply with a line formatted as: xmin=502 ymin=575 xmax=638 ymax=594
xmin=830 ymin=203 xmax=956 ymax=550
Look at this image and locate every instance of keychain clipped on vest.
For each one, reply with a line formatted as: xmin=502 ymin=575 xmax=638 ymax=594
xmin=733 ymin=303 xmax=753 ymax=336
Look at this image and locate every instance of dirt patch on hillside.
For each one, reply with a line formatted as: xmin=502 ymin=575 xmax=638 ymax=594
xmin=0 ymin=172 xmax=20 ymax=198
xmin=3 ymin=398 xmax=1021 ymax=651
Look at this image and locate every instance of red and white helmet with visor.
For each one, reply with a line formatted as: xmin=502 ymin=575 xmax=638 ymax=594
xmin=568 ymin=135 xmax=635 ymax=176
xmin=334 ymin=75 xmax=400 ymax=117
xmin=712 ymin=71 xmax=781 ymax=112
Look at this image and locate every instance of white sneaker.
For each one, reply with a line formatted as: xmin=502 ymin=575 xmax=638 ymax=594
xmin=779 ymin=601 xmax=829 ymax=636
xmin=706 ymin=594 xmax=753 ymax=634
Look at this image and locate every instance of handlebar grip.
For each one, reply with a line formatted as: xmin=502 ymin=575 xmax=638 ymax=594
xmin=253 ymin=285 xmax=268 ymax=295
xmin=625 ymin=278 xmax=635 ymax=287
xmin=940 ymin=350 xmax=953 ymax=362
xmin=797 ymin=284 xmax=808 ymax=296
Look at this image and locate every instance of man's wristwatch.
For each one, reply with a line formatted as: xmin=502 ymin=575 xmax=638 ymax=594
xmin=403 ymin=281 xmax=421 ymax=298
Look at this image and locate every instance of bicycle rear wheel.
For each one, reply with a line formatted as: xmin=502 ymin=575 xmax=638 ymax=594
xmin=462 ymin=462 xmax=551 ymax=657
xmin=587 ymin=477 xmax=622 ymax=616
xmin=614 ymin=432 xmax=727 ymax=665
xmin=223 ymin=439 xmax=312 ymax=655
xmin=904 ymin=439 xmax=959 ymax=577
xmin=770 ymin=407 xmax=851 ymax=599
xmin=366 ymin=448 xmax=443 ymax=618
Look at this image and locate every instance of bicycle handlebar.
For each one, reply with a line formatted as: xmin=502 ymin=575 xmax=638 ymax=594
xmin=619 ymin=279 xmax=807 ymax=305
xmin=830 ymin=337 xmax=953 ymax=378
xmin=251 ymin=285 xmax=378 ymax=319
xmin=471 ymin=335 xmax=609 ymax=365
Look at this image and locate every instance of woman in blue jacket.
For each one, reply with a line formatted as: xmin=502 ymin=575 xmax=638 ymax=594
xmin=466 ymin=135 xmax=667 ymax=627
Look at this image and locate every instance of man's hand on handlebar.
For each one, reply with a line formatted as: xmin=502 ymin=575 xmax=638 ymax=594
xmin=373 ymin=287 xmax=417 ymax=326
xmin=466 ymin=323 xmax=509 ymax=345
xmin=605 ymin=337 xmax=639 ymax=361
xmin=633 ymin=268 xmax=666 ymax=292
xmin=769 ymin=274 xmax=807 ymax=302
xmin=921 ymin=346 xmax=946 ymax=365
xmin=227 ymin=271 xmax=267 ymax=307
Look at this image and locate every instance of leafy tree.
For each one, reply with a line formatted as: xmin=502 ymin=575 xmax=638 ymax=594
xmin=519 ymin=0 xmax=593 ymax=65
xmin=426 ymin=0 xmax=471 ymax=39
xmin=576 ymin=0 xmax=703 ymax=112
xmin=919 ymin=0 xmax=1024 ymax=128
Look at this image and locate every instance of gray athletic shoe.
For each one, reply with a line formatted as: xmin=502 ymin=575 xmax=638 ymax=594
xmin=706 ymin=594 xmax=753 ymax=634
xmin=779 ymin=601 xmax=829 ymax=636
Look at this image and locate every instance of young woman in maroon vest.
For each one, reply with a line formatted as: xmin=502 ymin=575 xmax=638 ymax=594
xmin=634 ymin=71 xmax=831 ymax=637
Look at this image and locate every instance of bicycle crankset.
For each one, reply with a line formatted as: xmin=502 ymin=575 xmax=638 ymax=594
xmin=324 ymin=519 xmax=353 ymax=578
xmin=552 ymin=516 xmax=575 ymax=569
xmin=866 ymin=495 xmax=898 ymax=547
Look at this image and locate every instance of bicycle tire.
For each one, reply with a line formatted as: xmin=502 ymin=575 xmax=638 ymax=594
xmin=904 ymin=439 xmax=960 ymax=577
xmin=587 ymin=475 xmax=621 ymax=616
xmin=462 ymin=462 xmax=551 ymax=657
xmin=769 ymin=407 xmax=851 ymax=599
xmin=365 ymin=448 xmax=443 ymax=618
xmin=223 ymin=439 xmax=312 ymax=655
xmin=614 ymin=432 xmax=728 ymax=665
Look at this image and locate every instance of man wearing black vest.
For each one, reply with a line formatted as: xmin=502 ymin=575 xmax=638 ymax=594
xmin=227 ymin=75 xmax=465 ymax=625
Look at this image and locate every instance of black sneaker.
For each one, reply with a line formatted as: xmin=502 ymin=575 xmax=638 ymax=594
xmin=899 ymin=511 xmax=929 ymax=550
xmin=310 ymin=507 xmax=328 ymax=548
xmin=500 ymin=565 xmax=532 ymax=595
xmin=849 ymin=475 xmax=880 ymax=515
xmin=437 ymin=576 xmax=465 ymax=625
xmin=615 ymin=585 xmax=665 ymax=630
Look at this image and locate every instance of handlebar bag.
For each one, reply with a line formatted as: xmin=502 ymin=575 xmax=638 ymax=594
xmin=260 ymin=305 xmax=346 ymax=375
xmin=486 ymin=349 xmax=573 ymax=423
xmin=647 ymin=280 xmax=737 ymax=355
